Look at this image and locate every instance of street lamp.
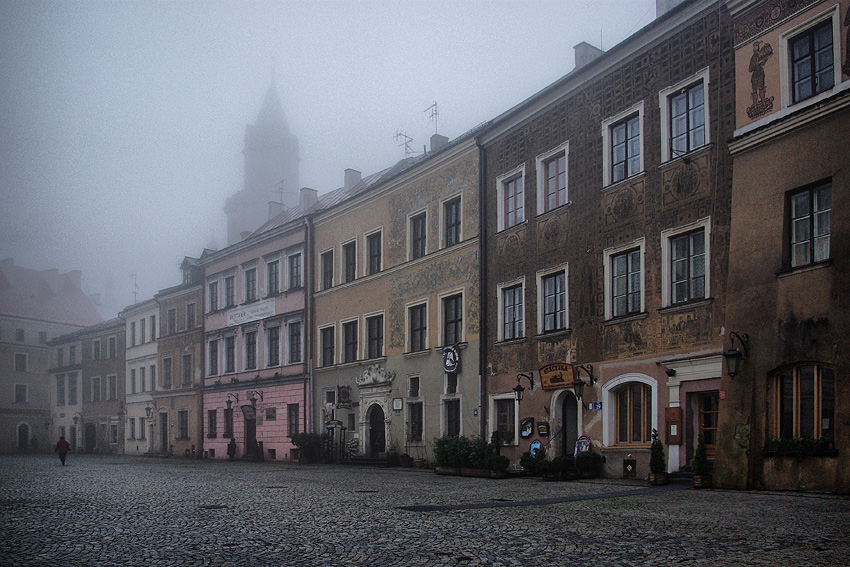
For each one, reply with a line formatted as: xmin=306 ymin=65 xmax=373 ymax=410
xmin=724 ymin=332 xmax=750 ymax=378
xmin=571 ymin=364 xmax=594 ymax=400
xmin=513 ymin=372 xmax=534 ymax=402
xmin=73 ymin=412 xmax=82 ymax=426
xmin=145 ymin=402 xmax=157 ymax=418
xmin=248 ymin=390 xmax=264 ymax=406
xmin=225 ymin=393 xmax=239 ymax=410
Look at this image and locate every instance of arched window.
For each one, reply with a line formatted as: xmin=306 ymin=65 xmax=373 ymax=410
xmin=771 ymin=364 xmax=835 ymax=439
xmin=615 ymin=382 xmax=652 ymax=444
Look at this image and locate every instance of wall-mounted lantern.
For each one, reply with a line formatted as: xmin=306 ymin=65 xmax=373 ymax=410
xmin=513 ymin=372 xmax=534 ymax=402
xmin=571 ymin=364 xmax=594 ymax=400
xmin=723 ymin=332 xmax=750 ymax=378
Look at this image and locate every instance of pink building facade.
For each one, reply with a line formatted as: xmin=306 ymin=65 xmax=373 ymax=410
xmin=200 ymin=210 xmax=312 ymax=461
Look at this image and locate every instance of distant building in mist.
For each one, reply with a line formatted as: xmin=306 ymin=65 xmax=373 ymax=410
xmin=224 ymin=79 xmax=300 ymax=246
xmin=0 ymin=258 xmax=103 ymax=453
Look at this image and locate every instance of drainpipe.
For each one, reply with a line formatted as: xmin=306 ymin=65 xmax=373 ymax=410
xmin=477 ymin=140 xmax=488 ymax=441
xmin=305 ymin=217 xmax=314 ymax=435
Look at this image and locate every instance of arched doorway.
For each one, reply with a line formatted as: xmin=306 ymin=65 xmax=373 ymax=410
xmin=367 ymin=404 xmax=385 ymax=458
xmin=561 ymin=392 xmax=578 ymax=457
xmin=17 ymin=423 xmax=29 ymax=451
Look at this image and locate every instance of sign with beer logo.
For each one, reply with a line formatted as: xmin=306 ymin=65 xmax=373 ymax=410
xmin=539 ymin=362 xmax=575 ymax=390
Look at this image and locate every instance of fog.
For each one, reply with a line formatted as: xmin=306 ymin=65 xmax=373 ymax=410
xmin=0 ymin=0 xmax=656 ymax=319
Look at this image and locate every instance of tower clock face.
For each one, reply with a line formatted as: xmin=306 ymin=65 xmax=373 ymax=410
xmin=443 ymin=345 xmax=460 ymax=373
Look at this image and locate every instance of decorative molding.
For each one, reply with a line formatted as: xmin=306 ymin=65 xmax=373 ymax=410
xmin=355 ymin=364 xmax=396 ymax=387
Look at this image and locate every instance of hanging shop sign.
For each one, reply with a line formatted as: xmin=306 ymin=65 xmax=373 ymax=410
xmin=520 ymin=417 xmax=535 ymax=438
xmin=443 ymin=345 xmax=460 ymax=373
xmin=539 ymin=362 xmax=575 ymax=390
xmin=537 ymin=421 xmax=549 ymax=437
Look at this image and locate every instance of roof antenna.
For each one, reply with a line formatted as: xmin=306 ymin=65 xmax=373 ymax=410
xmin=424 ymin=101 xmax=439 ymax=135
xmin=394 ymin=131 xmax=415 ymax=158
xmin=130 ymin=272 xmax=139 ymax=304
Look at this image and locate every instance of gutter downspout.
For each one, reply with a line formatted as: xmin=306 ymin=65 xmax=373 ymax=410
xmin=477 ymin=141 xmax=488 ymax=441
xmin=305 ymin=217 xmax=314 ymax=435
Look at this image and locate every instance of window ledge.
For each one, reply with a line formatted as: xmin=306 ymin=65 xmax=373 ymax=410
xmin=497 ymin=219 xmax=529 ymax=235
xmin=776 ymin=259 xmax=832 ymax=278
xmin=497 ymin=337 xmax=527 ymax=346
xmin=536 ymin=329 xmax=571 ymax=340
xmin=604 ymin=312 xmax=649 ymax=326
xmin=404 ymin=349 xmax=432 ymax=359
xmin=658 ymin=144 xmax=713 ymax=170
xmin=601 ymin=171 xmax=648 ymax=193
xmin=658 ymin=297 xmax=713 ymax=314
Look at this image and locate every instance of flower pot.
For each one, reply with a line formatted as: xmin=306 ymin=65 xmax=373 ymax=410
xmin=648 ymin=472 xmax=669 ymax=486
xmin=692 ymin=474 xmax=712 ymax=488
xmin=414 ymin=459 xmax=426 ymax=468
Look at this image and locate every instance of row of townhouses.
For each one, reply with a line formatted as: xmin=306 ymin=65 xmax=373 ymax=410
xmin=3 ymin=0 xmax=848 ymax=493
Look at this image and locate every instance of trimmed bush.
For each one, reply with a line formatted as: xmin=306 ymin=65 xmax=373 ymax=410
xmin=575 ymin=451 xmax=602 ymax=478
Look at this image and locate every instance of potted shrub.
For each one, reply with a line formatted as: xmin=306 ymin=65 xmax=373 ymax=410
xmin=560 ymin=454 xmax=578 ymax=480
xmin=575 ymin=451 xmax=602 ymax=478
xmin=537 ymin=458 xmax=559 ymax=481
xmin=648 ymin=429 xmax=668 ymax=485
xmin=486 ymin=453 xmax=510 ymax=478
xmin=692 ymin=434 xmax=712 ymax=488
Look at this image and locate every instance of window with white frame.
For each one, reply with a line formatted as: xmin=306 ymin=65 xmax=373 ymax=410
xmin=140 ymin=317 xmax=146 ymax=343
xmin=224 ymin=275 xmax=235 ymax=307
xmin=266 ymin=325 xmax=281 ymax=367
xmin=139 ymin=366 xmax=146 ymax=393
xmin=244 ymin=329 xmax=258 ymax=370
xmin=444 ymin=398 xmax=461 ymax=438
xmin=408 ymin=302 xmax=428 ymax=352
xmin=224 ymin=336 xmax=236 ymax=373
xmin=343 ymin=320 xmax=358 ymax=363
xmin=208 ymin=339 xmax=219 ymax=375
xmin=208 ymin=281 xmax=219 ymax=312
xmin=244 ymin=266 xmax=258 ymax=302
xmin=410 ymin=212 xmax=427 ymax=260
xmin=537 ymin=267 xmax=567 ymax=334
xmin=56 ymin=375 xmax=65 ymax=406
xmin=602 ymin=374 xmax=657 ymax=448
xmin=108 ymin=375 xmax=117 ymax=400
xmin=129 ymin=369 xmax=136 ymax=395
xmin=162 ymin=358 xmax=173 ymax=388
xmin=177 ymin=410 xmax=189 ymax=439
xmin=497 ymin=165 xmax=525 ymax=231
xmin=186 ymin=303 xmax=196 ymax=329
xmin=443 ymin=196 xmax=462 ymax=248
xmin=661 ymin=218 xmax=710 ymax=308
xmin=789 ymin=181 xmax=831 ymax=268
xmin=442 ymin=293 xmax=463 ymax=346
xmin=286 ymin=251 xmax=302 ymax=290
xmin=320 ymin=250 xmax=334 ymax=290
xmin=266 ymin=259 xmax=280 ymax=296
xmin=604 ymin=239 xmax=645 ymax=319
xmin=407 ymin=401 xmax=423 ymax=442
xmin=366 ymin=231 xmax=382 ymax=275
xmin=782 ymin=9 xmax=839 ymax=106
xmin=167 ymin=308 xmax=177 ymax=335
xmin=287 ymin=320 xmax=302 ymax=364
xmin=499 ymin=281 xmax=525 ymax=341
xmin=659 ymin=68 xmax=710 ymax=163
xmin=536 ymin=143 xmax=568 ymax=214
xmin=182 ymin=353 xmax=193 ymax=386
xmin=491 ymin=394 xmax=518 ymax=446
xmin=366 ymin=314 xmax=384 ymax=359
xmin=68 ymin=374 xmax=77 ymax=404
xmin=343 ymin=241 xmax=357 ymax=283
xmin=602 ymin=102 xmax=644 ymax=186
xmin=320 ymin=325 xmax=335 ymax=367
xmin=92 ymin=376 xmax=101 ymax=402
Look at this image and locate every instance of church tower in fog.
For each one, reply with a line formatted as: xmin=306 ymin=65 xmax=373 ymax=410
xmin=224 ymin=79 xmax=300 ymax=245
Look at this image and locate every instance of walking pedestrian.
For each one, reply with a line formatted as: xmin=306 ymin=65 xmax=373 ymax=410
xmin=227 ymin=438 xmax=237 ymax=461
xmin=54 ymin=436 xmax=71 ymax=466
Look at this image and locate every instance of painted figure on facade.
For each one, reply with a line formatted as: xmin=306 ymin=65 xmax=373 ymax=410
xmin=747 ymin=40 xmax=774 ymax=119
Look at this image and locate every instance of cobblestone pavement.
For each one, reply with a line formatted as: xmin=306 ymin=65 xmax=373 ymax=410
xmin=2 ymin=455 xmax=849 ymax=566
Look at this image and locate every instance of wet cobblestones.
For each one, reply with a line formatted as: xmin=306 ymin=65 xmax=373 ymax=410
xmin=1 ymin=454 xmax=849 ymax=566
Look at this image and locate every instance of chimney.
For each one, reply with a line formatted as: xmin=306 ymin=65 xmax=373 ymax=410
xmin=268 ymin=201 xmax=286 ymax=219
xmin=430 ymin=134 xmax=449 ymax=152
xmin=656 ymin=0 xmax=687 ymax=17
xmin=300 ymin=187 xmax=318 ymax=211
xmin=574 ymin=42 xmax=605 ymax=70
xmin=344 ymin=169 xmax=361 ymax=190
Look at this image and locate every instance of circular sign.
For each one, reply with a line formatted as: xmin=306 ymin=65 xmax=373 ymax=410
xmin=443 ymin=345 xmax=460 ymax=373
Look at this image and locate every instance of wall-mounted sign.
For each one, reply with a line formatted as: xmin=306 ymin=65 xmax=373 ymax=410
xmin=227 ymin=298 xmax=276 ymax=327
xmin=537 ymin=421 xmax=549 ymax=437
xmin=593 ymin=401 xmax=602 ymax=411
xmin=392 ymin=398 xmax=403 ymax=411
xmin=574 ymin=434 xmax=591 ymax=456
xmin=520 ymin=417 xmax=534 ymax=438
xmin=443 ymin=345 xmax=460 ymax=373
xmin=539 ymin=362 xmax=575 ymax=390
xmin=337 ymin=386 xmax=351 ymax=409
xmin=530 ymin=439 xmax=542 ymax=456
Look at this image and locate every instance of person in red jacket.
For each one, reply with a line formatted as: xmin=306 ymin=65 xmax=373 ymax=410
xmin=54 ymin=436 xmax=71 ymax=466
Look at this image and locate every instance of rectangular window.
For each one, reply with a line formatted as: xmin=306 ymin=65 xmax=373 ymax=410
xmin=130 ymin=369 xmax=136 ymax=394
xmin=56 ymin=376 xmax=65 ymax=406
xmin=177 ymin=410 xmax=189 ymax=439
xmin=266 ymin=407 xmax=276 ymax=421
xmin=108 ymin=337 xmax=116 ymax=358
xmin=186 ymin=303 xmax=196 ymax=329
xmin=611 ymin=115 xmax=640 ymax=183
xmin=208 ymin=282 xmax=219 ymax=312
xmin=168 ymin=309 xmax=177 ymax=335
xmin=502 ymin=284 xmax=524 ymax=340
xmin=287 ymin=321 xmax=302 ymax=364
xmin=321 ymin=250 xmax=334 ymax=290
xmin=343 ymin=321 xmax=358 ymax=363
xmin=208 ymin=339 xmax=219 ymax=375
xmin=207 ymin=409 xmax=217 ymax=438
xmin=790 ymin=183 xmax=831 ymax=268
xmin=225 ymin=336 xmax=235 ymax=373
xmin=244 ymin=267 xmax=257 ymax=302
xmin=267 ymin=260 xmax=280 ymax=295
xmin=775 ymin=365 xmax=835 ymax=439
xmin=150 ymin=365 xmax=156 ymax=391
xmin=93 ymin=340 xmax=101 ymax=361
xmin=287 ymin=254 xmax=302 ymax=290
xmin=541 ymin=272 xmax=566 ymax=333
xmin=129 ymin=418 xmax=135 ymax=440
xmin=15 ymin=384 xmax=27 ymax=403
xmin=367 ymin=232 xmax=382 ymax=275
xmin=367 ymin=315 xmax=384 ymax=359
xmin=445 ymin=399 xmax=460 ymax=438
xmin=408 ymin=402 xmax=423 ymax=442
xmin=163 ymin=359 xmax=173 ymax=388
xmin=409 ymin=375 xmax=420 ymax=397
xmin=267 ymin=326 xmax=280 ymax=367
xmin=670 ymin=228 xmax=706 ymax=305
xmin=150 ymin=315 xmax=156 ymax=341
xmin=411 ymin=213 xmax=427 ymax=260
xmin=288 ymin=404 xmax=300 ymax=436
xmin=109 ymin=423 xmax=118 ymax=445
xmin=612 ymin=249 xmax=641 ymax=317
xmin=15 ymin=353 xmax=27 ymax=372
xmin=444 ymin=197 xmax=461 ymax=247
xmin=501 ymin=174 xmax=524 ymax=229
xmin=409 ymin=304 xmax=427 ymax=352
xmin=540 ymin=150 xmax=567 ymax=213
xmin=182 ymin=353 xmax=193 ymax=386
xmin=443 ymin=294 xmax=462 ymax=346
xmin=343 ymin=242 xmax=357 ymax=283
xmin=495 ymin=398 xmax=516 ymax=445
xmin=616 ymin=382 xmax=652 ymax=444
xmin=224 ymin=276 xmax=235 ymax=307
xmin=130 ymin=322 xmax=136 ymax=347
xmin=791 ymin=21 xmax=834 ymax=104
xmin=68 ymin=374 xmax=77 ymax=405
xmin=321 ymin=327 xmax=335 ymax=367
xmin=245 ymin=330 xmax=257 ymax=370
xmin=69 ymin=346 xmax=76 ymax=364
xmin=138 ymin=366 xmax=146 ymax=393
xmin=39 ymin=331 xmax=47 ymax=343
xmin=92 ymin=377 xmax=101 ymax=402
xmin=15 ymin=328 xmax=24 ymax=341
xmin=108 ymin=375 xmax=117 ymax=400
xmin=57 ymin=348 xmax=64 ymax=367
xmin=138 ymin=417 xmax=145 ymax=439
xmin=140 ymin=318 xmax=146 ymax=344
xmin=670 ymin=82 xmax=705 ymax=158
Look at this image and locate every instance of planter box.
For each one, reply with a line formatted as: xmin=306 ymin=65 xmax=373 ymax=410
xmin=692 ymin=474 xmax=713 ymax=489
xmin=761 ymin=455 xmax=838 ymax=492
xmin=648 ymin=472 xmax=669 ymax=486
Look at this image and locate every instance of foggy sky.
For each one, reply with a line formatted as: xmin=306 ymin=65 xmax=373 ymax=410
xmin=0 ymin=0 xmax=656 ymax=319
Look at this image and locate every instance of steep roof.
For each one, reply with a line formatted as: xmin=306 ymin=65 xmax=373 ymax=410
xmin=0 ymin=258 xmax=103 ymax=327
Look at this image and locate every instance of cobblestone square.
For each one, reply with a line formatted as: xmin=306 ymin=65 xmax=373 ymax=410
xmin=1 ymin=455 xmax=849 ymax=566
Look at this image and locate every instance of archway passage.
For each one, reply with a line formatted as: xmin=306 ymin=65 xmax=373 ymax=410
xmin=17 ymin=424 xmax=29 ymax=450
xmin=368 ymin=405 xmax=386 ymax=458
xmin=561 ymin=392 xmax=578 ymax=456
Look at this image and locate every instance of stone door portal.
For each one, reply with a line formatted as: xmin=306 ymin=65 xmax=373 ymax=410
xmin=368 ymin=405 xmax=386 ymax=458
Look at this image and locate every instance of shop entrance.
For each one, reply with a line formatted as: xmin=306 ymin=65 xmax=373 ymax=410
xmin=561 ymin=392 xmax=578 ymax=456
xmin=367 ymin=405 xmax=386 ymax=458
xmin=698 ymin=392 xmax=719 ymax=459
